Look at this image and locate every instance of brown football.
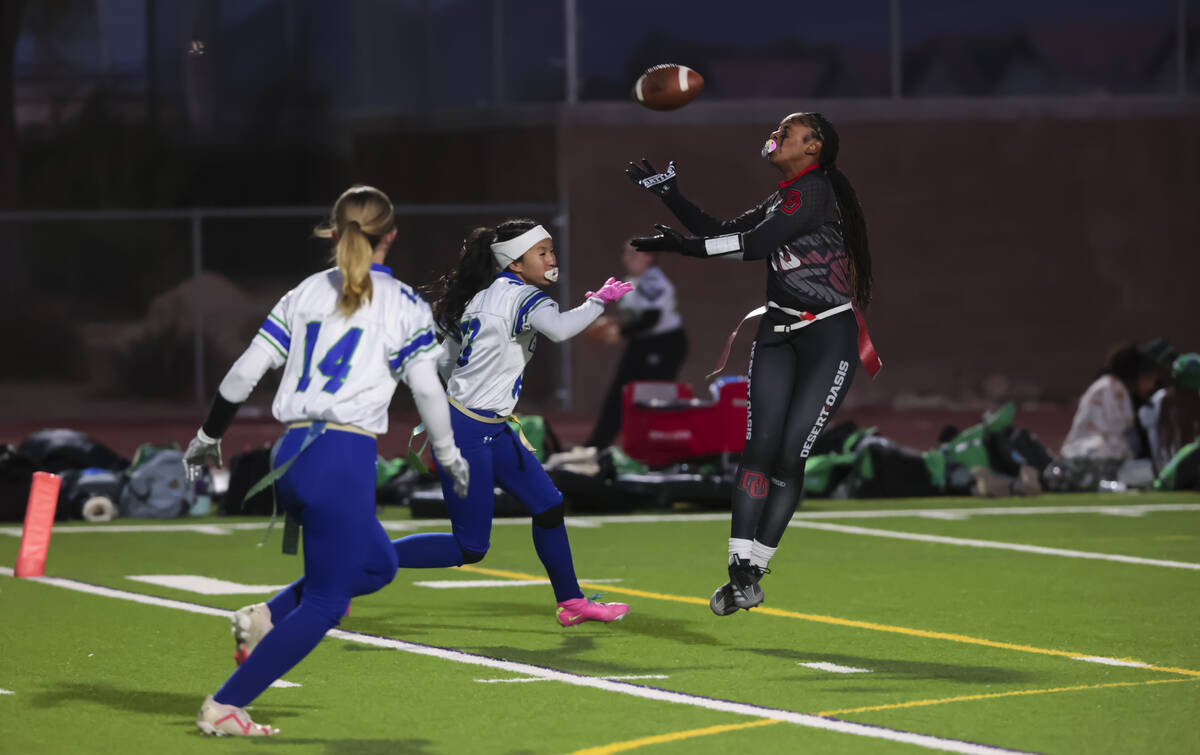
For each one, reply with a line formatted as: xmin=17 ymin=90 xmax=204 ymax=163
xmin=632 ymin=64 xmax=704 ymax=111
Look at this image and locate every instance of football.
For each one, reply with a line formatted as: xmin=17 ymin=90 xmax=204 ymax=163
xmin=631 ymin=64 xmax=704 ymax=111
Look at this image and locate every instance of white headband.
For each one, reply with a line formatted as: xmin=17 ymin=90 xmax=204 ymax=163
xmin=490 ymin=225 xmax=551 ymax=268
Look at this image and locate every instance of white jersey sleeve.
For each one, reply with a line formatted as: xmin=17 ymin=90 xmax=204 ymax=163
xmin=261 ymin=264 xmax=440 ymax=435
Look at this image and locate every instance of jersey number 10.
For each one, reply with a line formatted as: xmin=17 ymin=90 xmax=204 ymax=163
xmin=297 ymin=322 xmax=364 ymax=394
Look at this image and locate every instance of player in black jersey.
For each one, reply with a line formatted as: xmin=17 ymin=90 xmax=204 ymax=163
xmin=630 ymin=112 xmax=879 ymax=614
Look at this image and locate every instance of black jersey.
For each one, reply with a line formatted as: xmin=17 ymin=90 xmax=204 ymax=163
xmin=663 ymin=165 xmax=850 ymax=312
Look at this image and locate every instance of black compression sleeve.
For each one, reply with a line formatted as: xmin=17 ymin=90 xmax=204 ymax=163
xmin=201 ymin=393 xmax=240 ymax=439
xmin=662 ymin=192 xmax=769 ymax=237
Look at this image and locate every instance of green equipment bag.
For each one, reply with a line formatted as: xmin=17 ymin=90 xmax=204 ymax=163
xmin=940 ymin=402 xmax=1015 ymax=471
xmin=1154 ymin=441 xmax=1200 ymax=491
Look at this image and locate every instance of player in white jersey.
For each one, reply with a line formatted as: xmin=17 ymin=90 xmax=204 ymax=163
xmin=585 ymin=242 xmax=689 ymax=448
xmin=181 ymin=186 xmax=469 ymax=736
xmin=388 ymin=219 xmax=634 ymax=626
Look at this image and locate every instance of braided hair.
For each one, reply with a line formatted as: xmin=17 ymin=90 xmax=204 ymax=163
xmin=425 ymin=218 xmax=538 ymax=331
xmin=788 ymin=113 xmax=873 ymax=309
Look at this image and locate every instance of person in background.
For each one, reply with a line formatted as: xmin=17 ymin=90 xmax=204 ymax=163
xmin=181 ymin=186 xmax=469 ymax=736
xmin=1061 ymin=343 xmax=1161 ymax=464
xmin=584 ymin=241 xmax=688 ymax=449
xmin=1142 ymin=352 xmax=1200 ymax=471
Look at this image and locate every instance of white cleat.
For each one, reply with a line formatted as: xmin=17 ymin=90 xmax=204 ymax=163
xmin=196 ymin=694 xmax=278 ymax=736
xmin=232 ymin=603 xmax=274 ymax=665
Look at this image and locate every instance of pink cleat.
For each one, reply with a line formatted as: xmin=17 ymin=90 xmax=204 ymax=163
xmin=556 ymin=596 xmax=630 ymax=626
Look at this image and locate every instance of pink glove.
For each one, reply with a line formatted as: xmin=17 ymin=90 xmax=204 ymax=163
xmin=585 ymin=277 xmax=634 ymax=304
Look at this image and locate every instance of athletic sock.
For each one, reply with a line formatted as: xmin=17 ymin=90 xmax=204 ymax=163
xmin=750 ymin=540 xmax=777 ymax=570
xmin=391 ymin=532 xmax=465 ymax=568
xmin=531 ymin=524 xmax=583 ymax=602
xmin=728 ymin=537 xmax=753 ymax=564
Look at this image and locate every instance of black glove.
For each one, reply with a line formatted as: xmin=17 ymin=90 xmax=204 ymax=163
xmin=630 ymin=224 xmax=705 ymax=257
xmin=626 ymin=159 xmax=678 ymax=198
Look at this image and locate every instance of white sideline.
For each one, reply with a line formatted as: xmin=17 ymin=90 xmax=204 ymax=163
xmin=0 ymin=566 xmax=1034 ymax=755
xmin=0 ymin=689 xmax=13 ymax=695
xmin=3 ymin=502 xmax=1197 ymax=538
xmin=790 ymin=521 xmax=1200 ymax=570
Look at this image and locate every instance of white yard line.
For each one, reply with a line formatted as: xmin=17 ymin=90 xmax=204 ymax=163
xmin=269 ymin=679 xmax=302 ymax=688
xmin=798 ymin=662 xmax=872 ymax=674
xmin=791 ymin=522 xmax=1200 ymax=570
xmin=414 ymin=578 xmax=621 ymax=589
xmin=125 ymin=575 xmax=286 ymax=595
xmin=1074 ymin=656 xmax=1151 ymax=668
xmin=3 ymin=502 xmax=1197 ymax=538
xmin=0 ymin=689 xmax=13 ymax=695
xmin=475 ymin=674 xmax=670 ymax=684
xmin=0 ymin=567 xmax=1034 ymax=755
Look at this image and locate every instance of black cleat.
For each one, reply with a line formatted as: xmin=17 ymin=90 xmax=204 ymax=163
xmin=728 ymin=557 xmax=767 ymax=609
xmin=709 ymin=582 xmax=739 ymax=616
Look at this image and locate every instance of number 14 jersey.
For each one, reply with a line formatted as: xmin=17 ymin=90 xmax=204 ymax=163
xmin=253 ymin=264 xmax=438 ymax=435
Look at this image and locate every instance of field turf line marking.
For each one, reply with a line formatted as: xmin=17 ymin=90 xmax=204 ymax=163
xmin=817 ymin=677 xmax=1199 ymax=716
xmin=798 ymin=661 xmax=871 ymax=673
xmin=568 ymin=719 xmax=782 ymax=754
xmin=0 ymin=568 xmax=1033 ymax=755
xmin=5 ymin=502 xmax=1198 ymax=539
xmin=0 ymin=689 xmax=13 ymax=695
xmin=791 ymin=521 xmax=1200 ymax=570
xmin=1073 ymin=656 xmax=1150 ymax=668
xmin=458 ymin=565 xmax=1200 ymax=679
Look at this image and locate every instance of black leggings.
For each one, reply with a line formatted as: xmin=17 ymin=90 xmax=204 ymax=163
xmin=731 ymin=308 xmax=859 ymax=547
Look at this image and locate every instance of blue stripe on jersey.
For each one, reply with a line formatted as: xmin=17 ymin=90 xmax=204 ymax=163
xmin=370 ymin=263 xmax=393 ymax=276
xmin=513 ymin=291 xmax=549 ymax=336
xmin=260 ymin=317 xmax=291 ymax=353
xmin=389 ymin=329 xmax=436 ymax=371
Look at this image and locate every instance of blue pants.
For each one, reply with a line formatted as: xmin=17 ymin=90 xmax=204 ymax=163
xmin=392 ymin=406 xmax=584 ymax=602
xmin=214 ymin=427 xmax=398 ymax=708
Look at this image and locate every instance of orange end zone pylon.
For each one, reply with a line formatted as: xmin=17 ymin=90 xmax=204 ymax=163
xmin=15 ymin=472 xmax=62 ymax=578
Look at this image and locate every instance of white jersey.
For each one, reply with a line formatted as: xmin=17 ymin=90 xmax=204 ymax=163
xmin=442 ymin=272 xmax=591 ymax=416
xmin=617 ymin=266 xmax=682 ymax=337
xmin=251 ymin=264 xmax=439 ymax=435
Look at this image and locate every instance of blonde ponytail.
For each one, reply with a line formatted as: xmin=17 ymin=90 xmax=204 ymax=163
xmin=334 ymin=220 xmax=374 ymax=316
xmin=315 ymin=185 xmax=396 ymax=317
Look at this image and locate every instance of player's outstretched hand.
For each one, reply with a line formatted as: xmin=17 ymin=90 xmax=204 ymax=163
xmin=182 ymin=429 xmax=222 ymax=483
xmin=585 ymin=277 xmax=634 ymax=304
xmin=626 ymin=159 xmax=678 ymax=197
xmin=630 ymin=224 xmax=705 ymax=258
xmin=435 ymin=446 xmax=470 ymax=498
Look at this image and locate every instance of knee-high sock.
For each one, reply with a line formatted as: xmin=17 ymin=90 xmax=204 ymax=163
xmin=392 ymin=532 xmax=465 ymax=568
xmin=214 ymin=602 xmax=338 ymax=708
xmin=531 ymin=524 xmax=583 ymax=602
xmin=730 ymin=464 xmax=770 ymax=540
xmin=753 ymin=474 xmax=802 ymax=548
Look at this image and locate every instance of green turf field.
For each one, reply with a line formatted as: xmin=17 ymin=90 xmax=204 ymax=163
xmin=2 ymin=492 xmax=1198 ymax=754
